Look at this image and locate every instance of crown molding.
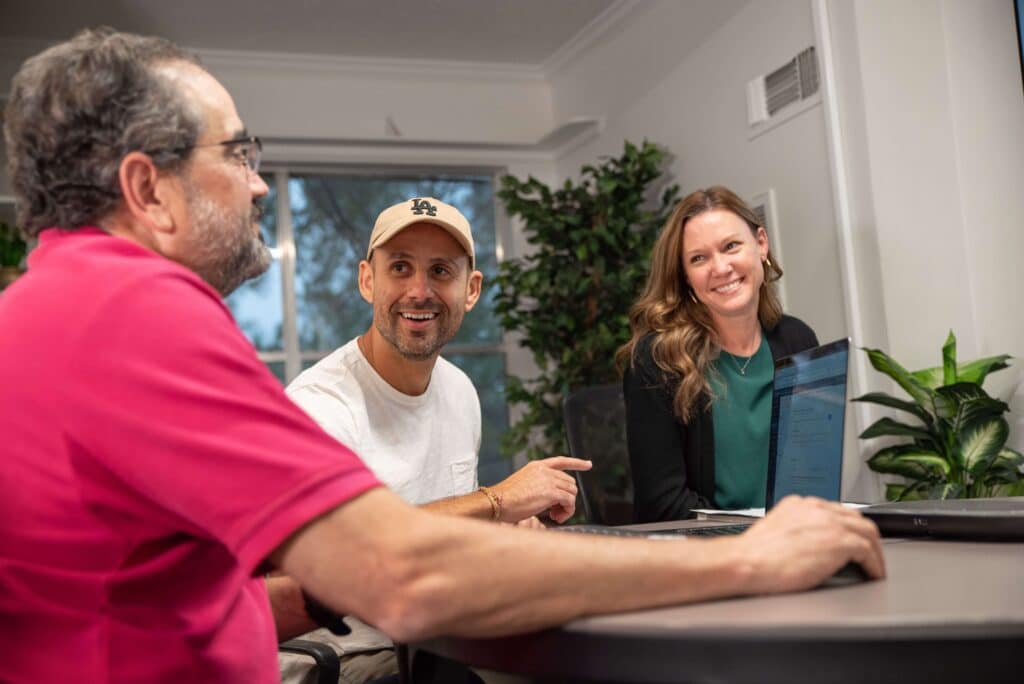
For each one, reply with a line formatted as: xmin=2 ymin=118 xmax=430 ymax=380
xmin=0 ymin=35 xmax=547 ymax=83
xmin=197 ymin=47 xmax=547 ymax=83
xmin=260 ymin=117 xmax=601 ymax=166
xmin=542 ymin=0 xmax=645 ymax=75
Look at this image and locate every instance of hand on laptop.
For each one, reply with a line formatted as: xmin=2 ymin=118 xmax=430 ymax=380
xmin=489 ymin=456 xmax=592 ymax=524
xmin=736 ymin=496 xmax=886 ymax=593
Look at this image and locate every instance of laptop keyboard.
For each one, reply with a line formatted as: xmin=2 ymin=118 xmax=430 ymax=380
xmin=557 ymin=523 xmax=751 ymax=538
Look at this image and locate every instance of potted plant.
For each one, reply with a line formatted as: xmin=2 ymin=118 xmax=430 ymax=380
xmin=0 ymin=221 xmax=28 ymax=289
xmin=494 ymin=140 xmax=679 ymax=465
xmin=853 ymin=331 xmax=1024 ymax=501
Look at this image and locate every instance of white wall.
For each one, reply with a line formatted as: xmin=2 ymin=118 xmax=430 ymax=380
xmin=829 ymin=0 xmax=1024 ymax=397
xmin=551 ymin=0 xmax=849 ymax=343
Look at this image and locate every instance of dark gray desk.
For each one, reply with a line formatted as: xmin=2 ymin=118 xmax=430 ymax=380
xmin=412 ymin=535 xmax=1024 ymax=683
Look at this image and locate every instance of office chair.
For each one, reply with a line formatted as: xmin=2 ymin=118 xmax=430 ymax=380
xmin=562 ymin=383 xmax=634 ymax=525
xmin=279 ymin=639 xmax=340 ymax=684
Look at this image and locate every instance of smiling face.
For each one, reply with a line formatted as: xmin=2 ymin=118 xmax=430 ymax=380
xmin=359 ymin=222 xmax=482 ymax=362
xmin=681 ymin=209 xmax=769 ymax=326
xmin=158 ymin=62 xmax=271 ymax=295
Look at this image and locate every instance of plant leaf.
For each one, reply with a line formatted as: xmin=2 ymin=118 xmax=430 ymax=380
xmin=884 ymin=483 xmax=906 ymax=502
xmin=859 ymin=417 xmax=935 ymax=442
xmin=910 ymin=366 xmax=945 ymax=390
xmin=956 ymin=354 xmax=1012 ymax=385
xmin=898 ymin=480 xmax=933 ymax=501
xmin=867 ymin=446 xmax=950 ymax=479
xmin=942 ymin=330 xmax=957 ymax=385
xmin=851 ymin=392 xmax=931 ymax=423
xmin=979 ymin=447 xmax=1024 ymax=485
xmin=987 ymin=480 xmax=1024 ymax=497
xmin=931 ymin=384 xmax=1008 ymax=432
xmin=861 ymin=347 xmax=933 ymax=408
xmin=928 ymin=482 xmax=964 ymax=500
xmin=931 ymin=382 xmax=988 ymax=421
xmin=959 ymin=416 xmax=1009 ymax=475
xmin=952 ymin=395 xmax=1009 ymax=434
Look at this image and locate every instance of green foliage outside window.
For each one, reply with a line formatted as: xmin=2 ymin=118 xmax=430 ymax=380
xmin=494 ymin=140 xmax=680 ymax=461
xmin=0 ymin=221 xmax=28 ymax=268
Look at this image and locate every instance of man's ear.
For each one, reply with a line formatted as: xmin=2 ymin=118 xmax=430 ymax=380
xmin=118 ymin=151 xmax=179 ymax=238
xmin=464 ymin=270 xmax=483 ymax=312
xmin=357 ymin=259 xmax=374 ymax=304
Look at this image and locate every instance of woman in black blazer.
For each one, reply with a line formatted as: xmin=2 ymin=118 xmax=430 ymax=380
xmin=617 ymin=186 xmax=818 ymax=522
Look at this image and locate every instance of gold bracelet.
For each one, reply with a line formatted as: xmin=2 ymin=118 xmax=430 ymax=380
xmin=478 ymin=485 xmax=502 ymax=521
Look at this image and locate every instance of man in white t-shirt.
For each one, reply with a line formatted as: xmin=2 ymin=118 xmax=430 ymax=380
xmin=277 ymin=197 xmax=592 ymax=683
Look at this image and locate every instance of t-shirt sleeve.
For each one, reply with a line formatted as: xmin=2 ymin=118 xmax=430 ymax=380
xmin=286 ymin=382 xmax=361 ymax=449
xmin=62 ymin=271 xmax=381 ymax=573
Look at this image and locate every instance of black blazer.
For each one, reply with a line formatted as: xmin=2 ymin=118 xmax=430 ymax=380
xmin=623 ymin=315 xmax=819 ymax=523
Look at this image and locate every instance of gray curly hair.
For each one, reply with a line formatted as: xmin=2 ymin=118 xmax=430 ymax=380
xmin=3 ymin=27 xmax=203 ymax=237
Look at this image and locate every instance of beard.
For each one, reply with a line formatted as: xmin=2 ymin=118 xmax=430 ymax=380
xmin=181 ymin=180 xmax=271 ymax=296
xmin=373 ymin=301 xmax=461 ymax=361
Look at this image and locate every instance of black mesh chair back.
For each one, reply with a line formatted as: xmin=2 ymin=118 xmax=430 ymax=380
xmin=563 ymin=383 xmax=634 ymax=525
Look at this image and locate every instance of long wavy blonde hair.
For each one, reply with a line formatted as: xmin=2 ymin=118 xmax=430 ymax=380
xmin=616 ymin=186 xmax=784 ymax=423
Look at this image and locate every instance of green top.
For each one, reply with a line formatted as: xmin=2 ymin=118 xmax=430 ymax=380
xmin=710 ymin=336 xmax=773 ymax=509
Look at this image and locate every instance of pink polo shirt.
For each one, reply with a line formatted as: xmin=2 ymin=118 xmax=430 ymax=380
xmin=0 ymin=228 xmax=380 ymax=682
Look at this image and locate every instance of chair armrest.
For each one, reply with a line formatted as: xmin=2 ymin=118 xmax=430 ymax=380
xmin=279 ymin=638 xmax=340 ymax=684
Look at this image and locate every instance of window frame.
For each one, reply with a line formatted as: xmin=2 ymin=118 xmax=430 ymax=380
xmin=257 ymin=163 xmax=513 ymax=384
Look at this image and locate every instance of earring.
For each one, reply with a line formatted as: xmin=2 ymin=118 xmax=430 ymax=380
xmin=764 ymin=256 xmax=774 ymax=270
xmin=688 ymin=289 xmax=698 ymax=304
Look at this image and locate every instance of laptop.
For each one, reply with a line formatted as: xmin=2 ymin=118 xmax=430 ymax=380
xmin=563 ymin=337 xmax=851 ymax=538
xmin=861 ymin=496 xmax=1024 ymax=540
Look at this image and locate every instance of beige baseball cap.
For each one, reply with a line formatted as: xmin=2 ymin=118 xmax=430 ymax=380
xmin=366 ymin=197 xmax=475 ymax=269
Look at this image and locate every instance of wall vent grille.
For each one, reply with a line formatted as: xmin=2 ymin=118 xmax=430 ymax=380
xmin=747 ymin=47 xmax=819 ymax=126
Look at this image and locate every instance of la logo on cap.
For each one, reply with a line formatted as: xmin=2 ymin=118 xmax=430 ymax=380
xmin=410 ymin=198 xmax=437 ymax=217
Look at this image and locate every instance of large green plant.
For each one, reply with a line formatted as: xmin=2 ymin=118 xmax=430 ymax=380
xmin=853 ymin=331 xmax=1023 ymax=501
xmin=0 ymin=222 xmax=27 ymax=268
xmin=494 ymin=140 xmax=679 ymax=461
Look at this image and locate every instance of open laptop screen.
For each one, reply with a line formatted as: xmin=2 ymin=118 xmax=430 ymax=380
xmin=765 ymin=338 xmax=850 ymax=509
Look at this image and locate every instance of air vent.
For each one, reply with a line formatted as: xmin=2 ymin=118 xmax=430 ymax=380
xmin=747 ymin=47 xmax=819 ymax=126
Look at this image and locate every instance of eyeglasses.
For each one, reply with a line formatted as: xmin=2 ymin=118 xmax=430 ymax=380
xmin=167 ymin=135 xmax=263 ymax=174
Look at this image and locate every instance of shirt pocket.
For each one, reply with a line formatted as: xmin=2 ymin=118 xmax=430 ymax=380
xmin=449 ymin=458 xmax=477 ymax=496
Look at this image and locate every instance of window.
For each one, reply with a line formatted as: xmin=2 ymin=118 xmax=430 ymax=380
xmin=226 ymin=169 xmax=511 ymax=484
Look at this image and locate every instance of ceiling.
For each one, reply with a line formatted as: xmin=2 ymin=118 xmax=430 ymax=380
xmin=0 ymin=0 xmax=620 ymax=65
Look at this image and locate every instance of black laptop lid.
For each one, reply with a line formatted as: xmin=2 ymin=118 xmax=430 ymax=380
xmin=765 ymin=338 xmax=850 ymax=509
xmin=862 ymin=496 xmax=1024 ymax=540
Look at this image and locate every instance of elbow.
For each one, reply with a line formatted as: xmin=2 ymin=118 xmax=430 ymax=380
xmin=370 ymin=572 xmax=451 ymax=643
xmin=356 ymin=543 xmax=455 ymax=643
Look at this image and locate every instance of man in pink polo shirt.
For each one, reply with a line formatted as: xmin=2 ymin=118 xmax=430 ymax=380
xmin=0 ymin=28 xmax=884 ymax=683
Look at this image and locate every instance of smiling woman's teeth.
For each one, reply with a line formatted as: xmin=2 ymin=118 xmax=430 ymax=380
xmin=713 ymin=280 xmax=742 ymax=294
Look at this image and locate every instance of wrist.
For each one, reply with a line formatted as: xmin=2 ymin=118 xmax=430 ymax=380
xmin=478 ymin=485 xmax=503 ymax=521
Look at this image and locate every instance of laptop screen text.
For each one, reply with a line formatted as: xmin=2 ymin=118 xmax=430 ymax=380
xmin=765 ymin=340 xmax=849 ymax=508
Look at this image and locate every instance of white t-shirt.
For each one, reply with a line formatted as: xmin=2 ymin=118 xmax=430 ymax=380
xmin=279 ymin=338 xmax=483 ymax=669
xmin=286 ymin=338 xmax=482 ymax=504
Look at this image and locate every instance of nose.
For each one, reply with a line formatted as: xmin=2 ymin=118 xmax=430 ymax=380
xmin=249 ymin=169 xmax=270 ymax=198
xmin=406 ymin=270 xmax=434 ymax=302
xmin=710 ymin=252 xmax=733 ymax=275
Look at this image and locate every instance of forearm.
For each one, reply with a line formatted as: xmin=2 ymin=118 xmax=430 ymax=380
xmin=266 ymin=575 xmax=317 ymax=640
xmin=373 ymin=511 xmax=750 ymax=638
xmin=421 ymin=488 xmax=494 ymax=520
xmin=274 ymin=489 xmax=751 ymax=643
